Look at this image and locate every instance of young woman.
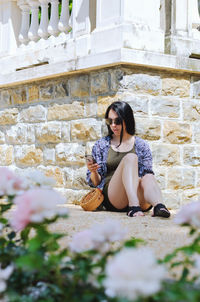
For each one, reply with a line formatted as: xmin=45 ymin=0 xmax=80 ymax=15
xmin=86 ymin=101 xmax=170 ymax=218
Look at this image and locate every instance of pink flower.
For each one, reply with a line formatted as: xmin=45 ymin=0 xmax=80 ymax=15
xmin=174 ymin=201 xmax=200 ymax=228
xmin=0 ymin=168 xmax=25 ymax=196
xmin=11 ymin=188 xmax=68 ymax=231
xmin=69 ymin=230 xmax=95 ymax=253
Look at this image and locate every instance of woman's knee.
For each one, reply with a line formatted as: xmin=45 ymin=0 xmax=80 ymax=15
xmin=122 ymin=153 xmax=138 ymax=165
xmin=140 ymin=174 xmax=156 ymax=188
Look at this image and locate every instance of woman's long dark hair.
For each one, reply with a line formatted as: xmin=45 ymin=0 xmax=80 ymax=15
xmin=105 ymin=101 xmax=136 ymax=146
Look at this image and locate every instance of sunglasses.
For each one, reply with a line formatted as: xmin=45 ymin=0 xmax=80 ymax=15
xmin=105 ymin=117 xmax=121 ymax=126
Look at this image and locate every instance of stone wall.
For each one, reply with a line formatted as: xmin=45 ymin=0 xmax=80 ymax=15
xmin=0 ymin=66 xmax=200 ymax=209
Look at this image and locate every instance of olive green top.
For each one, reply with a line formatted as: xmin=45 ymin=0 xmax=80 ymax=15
xmin=104 ymin=145 xmax=135 ymax=187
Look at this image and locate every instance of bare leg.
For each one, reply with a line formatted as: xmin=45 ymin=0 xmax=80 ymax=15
xmin=140 ymin=174 xmax=162 ymax=207
xmin=107 ymin=153 xmax=144 ymax=217
xmin=139 ymin=174 xmax=170 ymax=217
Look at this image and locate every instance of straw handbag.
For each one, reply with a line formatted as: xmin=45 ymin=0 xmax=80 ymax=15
xmin=80 ymin=188 xmax=104 ymax=211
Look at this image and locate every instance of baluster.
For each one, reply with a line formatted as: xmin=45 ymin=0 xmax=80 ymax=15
xmin=18 ymin=0 xmax=30 ymax=44
xmin=38 ymin=0 xmax=49 ymax=39
xmin=28 ymin=0 xmax=40 ymax=41
xmin=58 ymin=0 xmax=70 ymax=33
xmin=48 ymin=0 xmax=59 ymax=36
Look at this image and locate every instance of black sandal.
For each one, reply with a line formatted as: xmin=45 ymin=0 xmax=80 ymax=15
xmin=127 ymin=206 xmax=143 ymax=217
xmin=152 ymin=203 xmax=170 ymax=218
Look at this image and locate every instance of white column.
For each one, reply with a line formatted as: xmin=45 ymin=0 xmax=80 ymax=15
xmin=72 ymin=0 xmax=91 ymax=38
xmin=28 ymin=0 xmax=40 ymax=41
xmin=92 ymin=0 xmax=164 ymax=54
xmin=38 ymin=0 xmax=49 ymax=39
xmin=18 ymin=0 xmax=30 ymax=44
xmin=58 ymin=0 xmax=70 ymax=33
xmin=48 ymin=0 xmax=59 ymax=36
xmin=0 ymin=0 xmax=21 ymax=53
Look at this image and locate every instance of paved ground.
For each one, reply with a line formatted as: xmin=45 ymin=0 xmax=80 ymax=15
xmin=50 ymin=204 xmax=191 ymax=260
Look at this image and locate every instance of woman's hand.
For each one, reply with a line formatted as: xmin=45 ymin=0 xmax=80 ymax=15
xmin=87 ymin=161 xmax=99 ymax=173
xmin=86 ymin=160 xmax=101 ymax=187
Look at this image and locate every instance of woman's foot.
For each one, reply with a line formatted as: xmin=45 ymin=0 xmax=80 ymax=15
xmin=127 ymin=206 xmax=144 ymax=217
xmin=152 ymin=203 xmax=170 ymax=218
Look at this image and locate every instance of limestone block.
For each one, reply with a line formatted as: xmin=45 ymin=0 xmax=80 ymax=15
xmin=63 ymin=167 xmax=73 ymax=188
xmin=20 ymin=105 xmax=46 ymax=123
xmin=28 ymin=86 xmax=39 ymax=102
xmin=43 ymin=148 xmax=55 ymax=164
xmin=0 ymin=109 xmax=18 ymax=125
xmin=162 ymin=78 xmax=190 ymax=97
xmin=121 ymin=94 xmax=149 ymax=116
xmin=0 ymin=91 xmax=12 ymax=108
xmin=61 ymin=122 xmax=71 ymax=142
xmin=183 ymin=146 xmax=200 ymax=166
xmin=39 ymin=166 xmax=64 ymax=187
xmin=181 ymin=189 xmax=200 ymax=206
xmin=85 ymin=142 xmax=95 ymax=155
xmin=97 ymin=96 xmax=119 ymax=117
xmin=55 ymin=82 xmax=69 ymax=98
xmin=11 ymin=87 xmax=27 ymax=104
xmin=162 ymin=191 xmax=181 ymax=209
xmin=71 ymin=119 xmax=102 ymax=142
xmin=110 ymin=69 xmax=124 ymax=92
xmin=15 ymin=145 xmax=43 ymax=167
xmin=167 ymin=168 xmax=195 ymax=190
xmin=56 ymin=143 xmax=85 ymax=166
xmin=191 ymin=80 xmax=200 ymax=99
xmin=36 ymin=122 xmax=61 ymax=144
xmin=197 ymin=169 xmax=200 ymax=187
xmin=85 ymin=99 xmax=97 ymax=118
xmin=64 ymin=189 xmax=90 ymax=204
xmin=150 ymin=98 xmax=180 ymax=118
xmin=72 ymin=166 xmax=88 ymax=189
xmin=163 ymin=121 xmax=192 ymax=144
xmin=119 ymin=74 xmax=161 ymax=95
xmin=153 ymin=167 xmax=166 ymax=190
xmin=63 ymin=166 xmax=89 ymax=189
xmin=193 ymin=123 xmax=200 ymax=143
xmin=0 ymin=131 xmax=5 ymax=143
xmin=91 ymin=72 xmax=110 ymax=96
xmin=0 ymin=145 xmax=13 ymax=165
xmin=136 ymin=118 xmax=161 ymax=140
xmin=182 ymin=100 xmax=200 ymax=121
xmin=48 ymin=101 xmax=84 ymax=121
xmin=69 ymin=75 xmax=89 ymax=97
xmin=6 ymin=124 xmax=35 ymax=144
xmin=152 ymin=144 xmax=180 ymax=166
xmin=39 ymin=84 xmax=54 ymax=101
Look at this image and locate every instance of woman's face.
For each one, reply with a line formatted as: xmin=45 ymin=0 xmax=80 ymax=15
xmin=107 ymin=109 xmax=124 ymax=137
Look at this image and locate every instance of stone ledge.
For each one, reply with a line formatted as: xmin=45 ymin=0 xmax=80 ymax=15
xmin=1 ymin=48 xmax=200 ymax=88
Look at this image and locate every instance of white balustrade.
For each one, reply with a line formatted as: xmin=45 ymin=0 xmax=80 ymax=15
xmin=48 ymin=0 xmax=59 ymax=36
xmin=18 ymin=0 xmax=30 ymax=44
xmin=58 ymin=0 xmax=70 ymax=33
xmin=38 ymin=0 xmax=49 ymax=39
xmin=28 ymin=0 xmax=40 ymax=41
xmin=190 ymin=0 xmax=200 ymax=30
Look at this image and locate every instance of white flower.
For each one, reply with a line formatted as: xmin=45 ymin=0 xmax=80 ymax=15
xmin=0 ymin=168 xmax=26 ymax=197
xmin=104 ymin=247 xmax=166 ymax=301
xmin=69 ymin=230 xmax=95 ymax=253
xmin=0 ymin=265 xmax=14 ymax=293
xmin=174 ymin=201 xmax=200 ymax=228
xmin=69 ymin=219 xmax=126 ymax=254
xmin=91 ymin=219 xmax=126 ymax=243
xmin=23 ymin=169 xmax=55 ymax=188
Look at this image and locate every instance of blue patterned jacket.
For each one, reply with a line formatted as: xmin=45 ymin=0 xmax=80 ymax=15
xmin=86 ymin=135 xmax=154 ymax=190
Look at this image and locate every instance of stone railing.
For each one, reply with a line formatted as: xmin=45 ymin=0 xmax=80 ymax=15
xmin=1 ymin=0 xmax=200 ymax=82
xmin=18 ymin=0 xmax=71 ymax=44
